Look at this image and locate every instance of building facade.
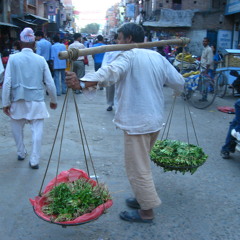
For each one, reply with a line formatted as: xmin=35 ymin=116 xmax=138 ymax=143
xmin=105 ymin=0 xmax=238 ymax=56
xmin=0 ymin=0 xmax=76 ymax=55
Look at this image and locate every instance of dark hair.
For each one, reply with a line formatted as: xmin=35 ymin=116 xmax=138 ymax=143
xmin=203 ymin=37 xmax=210 ymax=42
xmin=113 ymin=33 xmax=118 ymax=40
xmin=35 ymin=31 xmax=44 ymax=37
xmin=97 ymin=35 xmax=104 ymax=42
xmin=211 ymin=44 xmax=217 ymax=54
xmin=13 ymin=40 xmax=21 ymax=50
xmin=117 ymin=23 xmax=144 ymax=43
xmin=73 ymin=33 xmax=82 ymax=40
xmin=53 ymin=35 xmax=60 ymax=43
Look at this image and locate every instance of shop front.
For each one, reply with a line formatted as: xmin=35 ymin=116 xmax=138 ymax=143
xmin=0 ymin=22 xmax=20 ymax=57
xmin=142 ymin=8 xmax=194 ymax=41
xmin=225 ymin=0 xmax=240 ymax=49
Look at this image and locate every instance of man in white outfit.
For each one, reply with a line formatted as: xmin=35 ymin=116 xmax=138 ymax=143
xmin=2 ymin=28 xmax=57 ymax=169
xmin=66 ymin=23 xmax=184 ymax=223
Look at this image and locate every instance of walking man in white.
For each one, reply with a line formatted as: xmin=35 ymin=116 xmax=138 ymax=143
xmin=2 ymin=28 xmax=57 ymax=169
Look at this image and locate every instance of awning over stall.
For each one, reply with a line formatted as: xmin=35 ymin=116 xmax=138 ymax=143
xmin=24 ymin=14 xmax=49 ymax=25
xmin=12 ymin=18 xmax=37 ymax=27
xmin=0 ymin=22 xmax=20 ymax=28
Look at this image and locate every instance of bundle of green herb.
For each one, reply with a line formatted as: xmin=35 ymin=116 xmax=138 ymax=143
xmin=150 ymin=139 xmax=208 ymax=174
xmin=42 ymin=178 xmax=111 ymax=222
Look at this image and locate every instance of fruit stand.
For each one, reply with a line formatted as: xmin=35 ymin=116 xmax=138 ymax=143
xmin=173 ymin=52 xmax=200 ymax=72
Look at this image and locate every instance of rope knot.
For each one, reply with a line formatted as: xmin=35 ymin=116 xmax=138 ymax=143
xmin=68 ymin=48 xmax=79 ymax=61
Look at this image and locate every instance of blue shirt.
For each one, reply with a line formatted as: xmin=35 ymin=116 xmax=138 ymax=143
xmin=36 ymin=38 xmax=52 ymax=61
xmin=93 ymin=42 xmax=106 ymax=63
xmin=51 ymin=42 xmax=66 ymax=70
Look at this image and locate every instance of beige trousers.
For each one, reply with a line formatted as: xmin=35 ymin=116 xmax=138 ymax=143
xmin=124 ymin=131 xmax=162 ymax=210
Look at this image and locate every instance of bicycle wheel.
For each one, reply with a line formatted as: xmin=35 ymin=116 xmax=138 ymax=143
xmin=188 ymin=75 xmax=217 ymax=109
xmin=215 ymin=72 xmax=227 ymax=98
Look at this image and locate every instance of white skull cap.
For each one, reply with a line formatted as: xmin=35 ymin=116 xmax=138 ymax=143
xmin=20 ymin=28 xmax=35 ymax=42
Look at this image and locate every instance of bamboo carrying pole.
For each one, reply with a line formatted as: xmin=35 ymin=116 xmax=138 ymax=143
xmin=58 ymin=37 xmax=190 ymax=60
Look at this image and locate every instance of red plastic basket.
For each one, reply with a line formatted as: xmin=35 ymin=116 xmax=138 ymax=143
xmin=30 ymin=168 xmax=113 ymax=227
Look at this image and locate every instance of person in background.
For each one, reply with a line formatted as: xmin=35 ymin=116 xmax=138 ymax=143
xmin=175 ymin=46 xmax=183 ymax=56
xmin=211 ymin=45 xmax=222 ymax=77
xmin=221 ymin=99 xmax=240 ymax=158
xmin=0 ymin=57 xmax=4 ymax=86
xmin=200 ymin=37 xmax=214 ymax=76
xmin=65 ymin=22 xmax=185 ymax=223
xmin=51 ymin=35 xmax=67 ymax=96
xmin=82 ymin=37 xmax=89 ymax=48
xmin=89 ymin=39 xmax=93 ymax=48
xmin=68 ymin=33 xmax=86 ymax=94
xmin=63 ymin=38 xmax=70 ymax=47
xmin=1 ymin=50 xmax=10 ymax=68
xmin=157 ymin=46 xmax=167 ymax=58
xmin=35 ymin=31 xmax=52 ymax=74
xmin=63 ymin=38 xmax=71 ymax=72
xmin=229 ymin=70 xmax=240 ymax=97
xmin=2 ymin=27 xmax=57 ymax=169
xmin=12 ymin=40 xmax=21 ymax=54
xmin=102 ymin=33 xmax=119 ymax=111
xmin=199 ymin=37 xmax=214 ymax=101
xmin=163 ymin=44 xmax=172 ymax=61
xmin=92 ymin=35 xmax=106 ymax=90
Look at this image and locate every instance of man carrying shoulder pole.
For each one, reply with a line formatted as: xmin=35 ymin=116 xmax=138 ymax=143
xmin=65 ymin=23 xmax=185 ymax=223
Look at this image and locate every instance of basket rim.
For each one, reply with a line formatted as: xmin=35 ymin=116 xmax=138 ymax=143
xmin=32 ymin=206 xmax=99 ymax=227
xmin=151 ymin=159 xmax=204 ymax=170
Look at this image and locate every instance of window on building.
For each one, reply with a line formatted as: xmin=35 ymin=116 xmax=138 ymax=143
xmin=212 ymin=0 xmax=220 ymax=8
xmin=27 ymin=0 xmax=36 ymax=6
xmin=172 ymin=0 xmax=182 ymax=10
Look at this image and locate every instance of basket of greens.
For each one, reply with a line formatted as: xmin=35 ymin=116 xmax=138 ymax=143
xmin=30 ymin=168 xmax=113 ymax=226
xmin=150 ymin=139 xmax=208 ymax=174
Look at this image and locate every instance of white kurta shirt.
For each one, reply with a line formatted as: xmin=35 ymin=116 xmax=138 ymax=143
xmin=2 ymin=48 xmax=57 ymax=120
xmin=201 ymin=45 xmax=214 ymax=70
xmin=82 ymin=48 xmax=185 ymax=135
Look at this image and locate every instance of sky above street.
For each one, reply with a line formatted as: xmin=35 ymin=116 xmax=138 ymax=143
xmin=72 ymin=0 xmax=119 ymax=28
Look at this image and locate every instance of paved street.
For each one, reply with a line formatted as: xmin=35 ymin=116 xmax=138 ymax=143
xmin=0 ymin=57 xmax=240 ymax=240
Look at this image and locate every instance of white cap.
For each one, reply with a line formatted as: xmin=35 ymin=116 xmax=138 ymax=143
xmin=20 ymin=28 xmax=35 ymax=42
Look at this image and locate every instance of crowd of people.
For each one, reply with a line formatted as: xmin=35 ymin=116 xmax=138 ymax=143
xmin=1 ymin=23 xmax=240 ymax=224
xmin=0 ymin=28 xmax=117 ymax=169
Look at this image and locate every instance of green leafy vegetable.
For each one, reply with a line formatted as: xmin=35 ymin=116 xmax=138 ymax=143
xmin=42 ymin=178 xmax=111 ymax=222
xmin=150 ymin=139 xmax=208 ymax=174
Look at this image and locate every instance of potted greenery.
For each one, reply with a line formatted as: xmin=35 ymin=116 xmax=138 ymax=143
xmin=150 ymin=139 xmax=208 ymax=174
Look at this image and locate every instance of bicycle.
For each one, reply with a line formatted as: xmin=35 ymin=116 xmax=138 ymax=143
xmin=215 ymin=70 xmax=228 ymax=98
xmin=214 ymin=67 xmax=240 ymax=98
xmin=183 ymin=73 xmax=218 ymax=109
